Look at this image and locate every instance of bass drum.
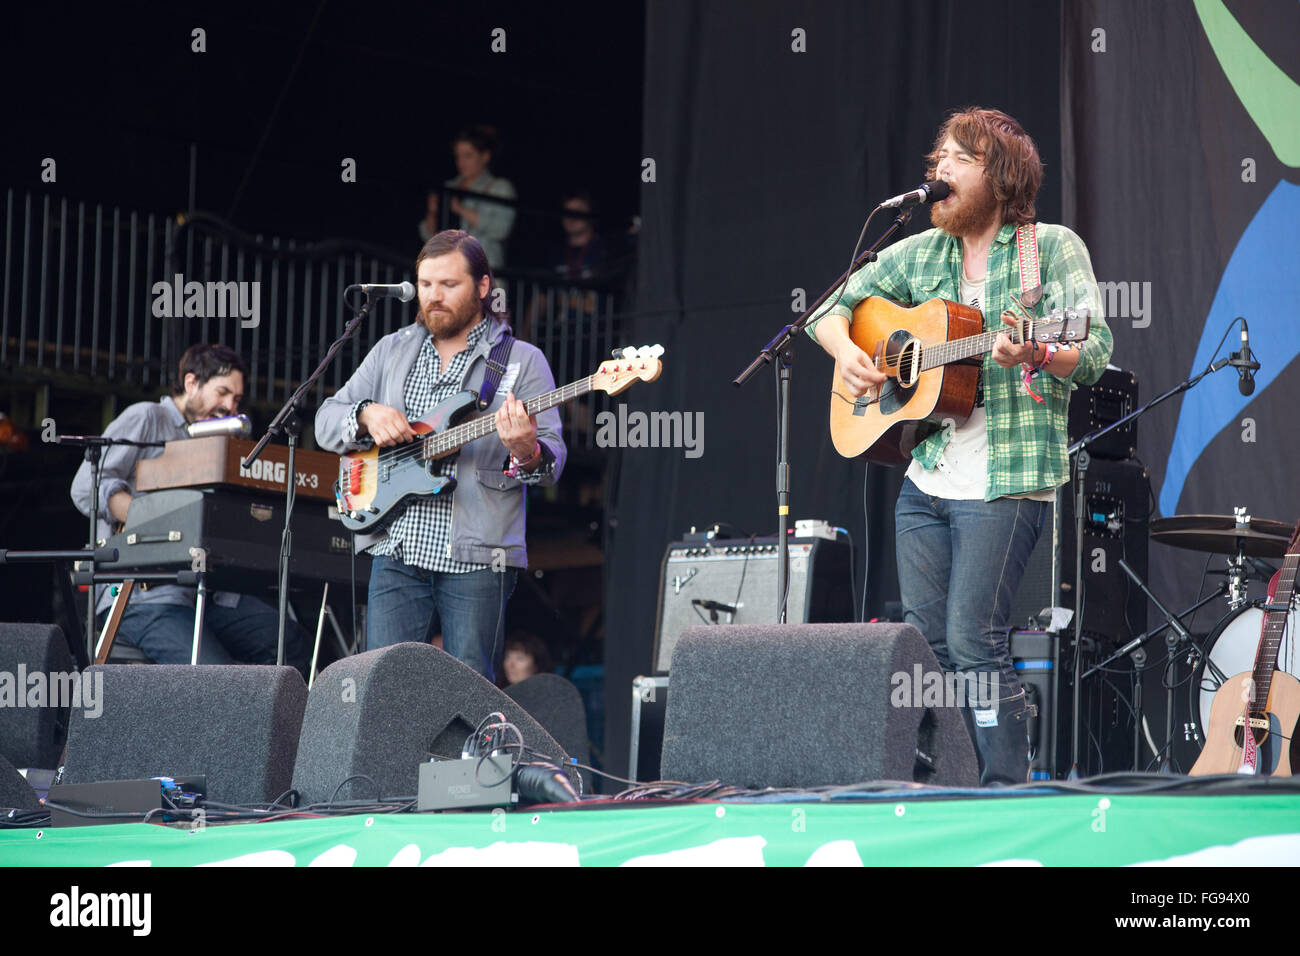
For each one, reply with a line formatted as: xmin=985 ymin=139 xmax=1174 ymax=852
xmin=1190 ymin=603 xmax=1300 ymax=750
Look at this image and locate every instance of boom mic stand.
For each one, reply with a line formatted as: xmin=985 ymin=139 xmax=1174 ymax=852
xmin=734 ymin=208 xmax=913 ymax=622
xmin=55 ymin=434 xmax=163 ymax=661
xmin=1065 ymin=341 xmax=1243 ymax=778
xmin=243 ymin=288 xmax=378 ymax=667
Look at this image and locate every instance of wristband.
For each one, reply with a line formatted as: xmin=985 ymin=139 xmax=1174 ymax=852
xmin=505 ymin=443 xmax=543 ymax=478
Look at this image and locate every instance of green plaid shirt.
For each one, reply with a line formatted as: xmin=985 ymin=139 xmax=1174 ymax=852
xmin=807 ymin=222 xmax=1113 ymax=500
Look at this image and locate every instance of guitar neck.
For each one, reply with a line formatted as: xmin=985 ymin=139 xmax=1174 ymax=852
xmin=920 ymin=325 xmax=1021 ymax=372
xmin=1253 ymin=548 xmax=1299 ymax=706
xmin=421 ymin=376 xmax=594 ymax=459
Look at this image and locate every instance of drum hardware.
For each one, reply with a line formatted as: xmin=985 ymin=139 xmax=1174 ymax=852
xmin=1082 ymin=560 xmax=1228 ymax=772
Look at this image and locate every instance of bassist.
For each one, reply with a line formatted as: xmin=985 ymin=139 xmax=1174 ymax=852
xmin=315 ymin=231 xmax=566 ymax=681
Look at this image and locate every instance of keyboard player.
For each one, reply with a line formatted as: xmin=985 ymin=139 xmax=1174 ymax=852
xmin=69 ymin=343 xmax=308 ymax=673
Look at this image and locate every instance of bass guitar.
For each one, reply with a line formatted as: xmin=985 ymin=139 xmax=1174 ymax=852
xmin=1191 ymin=519 xmax=1300 ymax=776
xmin=334 ymin=345 xmax=663 ymax=533
xmin=827 ymin=297 xmax=1089 ymax=464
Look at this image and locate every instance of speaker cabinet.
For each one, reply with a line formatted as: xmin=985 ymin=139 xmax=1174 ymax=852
xmin=61 ymin=665 xmax=307 ymax=805
xmin=652 ymin=536 xmax=853 ymax=673
xmin=1008 ymin=459 xmax=1150 ymax=646
xmin=660 ymin=623 xmax=979 ymax=788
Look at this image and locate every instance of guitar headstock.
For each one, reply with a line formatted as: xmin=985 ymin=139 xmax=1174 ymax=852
xmin=592 ymin=345 xmax=665 ymax=395
xmin=1026 ymin=305 xmax=1091 ymax=346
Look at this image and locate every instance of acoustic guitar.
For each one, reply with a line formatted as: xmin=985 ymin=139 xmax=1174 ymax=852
xmin=1191 ymin=520 xmax=1300 ymax=776
xmin=827 ymin=297 xmax=1090 ymax=464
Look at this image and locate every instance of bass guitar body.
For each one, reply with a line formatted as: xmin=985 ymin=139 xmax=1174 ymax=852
xmin=829 ymin=298 xmax=983 ymax=465
xmin=334 ymin=390 xmax=478 ymax=534
xmin=1190 ymin=669 xmax=1300 ymax=776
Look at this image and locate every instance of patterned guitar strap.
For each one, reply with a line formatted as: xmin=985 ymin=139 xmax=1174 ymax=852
xmin=1014 ymin=222 xmax=1043 ymax=401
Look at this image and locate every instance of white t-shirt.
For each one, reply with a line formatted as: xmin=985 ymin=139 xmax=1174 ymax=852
xmin=905 ymin=272 xmax=1055 ymax=503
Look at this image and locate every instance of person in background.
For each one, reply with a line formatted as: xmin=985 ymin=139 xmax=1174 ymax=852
xmin=445 ymin=125 xmax=516 ymax=271
xmin=555 ymin=190 xmax=608 ymax=282
xmin=501 ymin=632 xmax=553 ymax=687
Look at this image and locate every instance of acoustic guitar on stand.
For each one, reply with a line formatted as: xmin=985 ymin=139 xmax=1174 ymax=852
xmin=334 ymin=345 xmax=664 ymax=533
xmin=827 ymin=297 xmax=1090 ymax=464
xmin=1191 ymin=519 xmax=1300 ymax=776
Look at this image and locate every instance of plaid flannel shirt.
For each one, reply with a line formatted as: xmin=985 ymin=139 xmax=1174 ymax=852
xmin=807 ymin=222 xmax=1113 ymax=500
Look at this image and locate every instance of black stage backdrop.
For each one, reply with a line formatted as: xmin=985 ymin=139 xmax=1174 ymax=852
xmin=1062 ymin=2 xmax=1300 ymax=636
xmin=604 ymin=0 xmax=1064 ymax=781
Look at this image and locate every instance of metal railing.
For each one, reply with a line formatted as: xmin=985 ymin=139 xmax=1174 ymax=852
xmin=1 ymin=189 xmax=625 ymax=447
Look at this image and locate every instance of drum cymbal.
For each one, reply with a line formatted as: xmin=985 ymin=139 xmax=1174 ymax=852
xmin=1150 ymin=513 xmax=1293 ymax=558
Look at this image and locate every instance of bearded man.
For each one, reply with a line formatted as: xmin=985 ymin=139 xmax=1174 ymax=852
xmin=316 ymin=230 xmax=565 ymax=681
xmin=807 ymin=108 xmax=1113 ymax=785
xmin=70 ymin=343 xmax=308 ymax=671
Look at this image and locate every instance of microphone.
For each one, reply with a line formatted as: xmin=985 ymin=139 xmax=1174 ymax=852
xmin=185 ymin=415 xmax=252 ymax=439
xmin=352 ymin=281 xmax=415 ymax=302
xmin=880 ymin=180 xmax=950 ymax=210
xmin=1228 ymin=318 xmax=1260 ymax=396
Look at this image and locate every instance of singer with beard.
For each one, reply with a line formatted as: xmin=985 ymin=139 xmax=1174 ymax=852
xmin=807 ymin=108 xmax=1113 ymax=785
xmin=315 ymin=230 xmax=565 ymax=681
xmin=70 ymin=343 xmax=308 ymax=671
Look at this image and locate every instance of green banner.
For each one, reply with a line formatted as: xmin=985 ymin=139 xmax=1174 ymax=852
xmin=4 ymin=795 xmax=1298 ymax=866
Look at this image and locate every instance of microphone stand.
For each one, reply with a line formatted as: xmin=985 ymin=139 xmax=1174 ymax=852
xmin=243 ymin=291 xmax=377 ymax=666
xmin=57 ymin=434 xmax=163 ymax=661
xmin=734 ymin=207 xmax=912 ymax=622
xmin=1064 ymin=353 xmax=1237 ymax=778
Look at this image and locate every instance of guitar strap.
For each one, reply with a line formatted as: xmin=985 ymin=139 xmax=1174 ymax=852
xmin=1014 ymin=222 xmax=1040 ymax=300
xmin=477 ymin=329 xmax=515 ymax=411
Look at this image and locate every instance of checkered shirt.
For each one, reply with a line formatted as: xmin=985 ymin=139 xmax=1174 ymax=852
xmin=352 ymin=319 xmax=488 ymax=572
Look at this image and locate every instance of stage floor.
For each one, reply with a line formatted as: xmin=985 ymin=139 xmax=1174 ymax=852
xmin=4 ymin=788 xmax=1299 ymax=866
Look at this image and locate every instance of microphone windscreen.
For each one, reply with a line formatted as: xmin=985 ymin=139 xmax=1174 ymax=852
xmin=925 ymin=180 xmax=951 ymax=202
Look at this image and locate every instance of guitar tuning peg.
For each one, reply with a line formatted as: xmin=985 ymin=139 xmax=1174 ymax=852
xmin=611 ymin=347 xmax=627 ymax=359
xmin=649 ymin=344 xmax=664 ymax=357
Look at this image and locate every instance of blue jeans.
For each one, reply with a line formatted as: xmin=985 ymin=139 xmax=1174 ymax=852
xmin=110 ymin=596 xmax=309 ymax=676
xmin=366 ymin=555 xmax=517 ymax=682
xmin=895 ymin=477 xmax=1049 ymax=706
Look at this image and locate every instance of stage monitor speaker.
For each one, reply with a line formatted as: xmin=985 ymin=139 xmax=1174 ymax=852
xmin=504 ymin=672 xmax=591 ymax=792
xmin=0 ymin=623 xmax=76 ymax=770
xmin=292 ymin=643 xmax=571 ymax=805
xmin=0 ymin=753 xmax=41 ymax=811
xmin=653 ymin=536 xmax=853 ymax=673
xmin=1007 ymin=459 xmax=1150 ymax=646
xmin=60 ymin=665 xmax=306 ymax=806
xmin=660 ymin=623 xmax=979 ymax=789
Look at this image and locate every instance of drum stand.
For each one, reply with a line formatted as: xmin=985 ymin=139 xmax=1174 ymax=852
xmin=1092 ymin=566 xmax=1228 ymax=771
xmin=1097 ymin=535 xmax=1261 ymax=772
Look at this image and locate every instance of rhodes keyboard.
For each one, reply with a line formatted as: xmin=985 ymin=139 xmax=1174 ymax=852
xmin=92 ymin=489 xmax=370 ymax=594
xmin=136 ymin=435 xmax=339 ymax=501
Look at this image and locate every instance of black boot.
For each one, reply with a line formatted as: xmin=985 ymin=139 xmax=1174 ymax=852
xmin=971 ymin=692 xmax=1035 ymax=787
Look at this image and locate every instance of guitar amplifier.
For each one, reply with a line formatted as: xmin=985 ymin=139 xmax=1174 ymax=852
xmin=651 ymin=535 xmax=853 ymax=673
